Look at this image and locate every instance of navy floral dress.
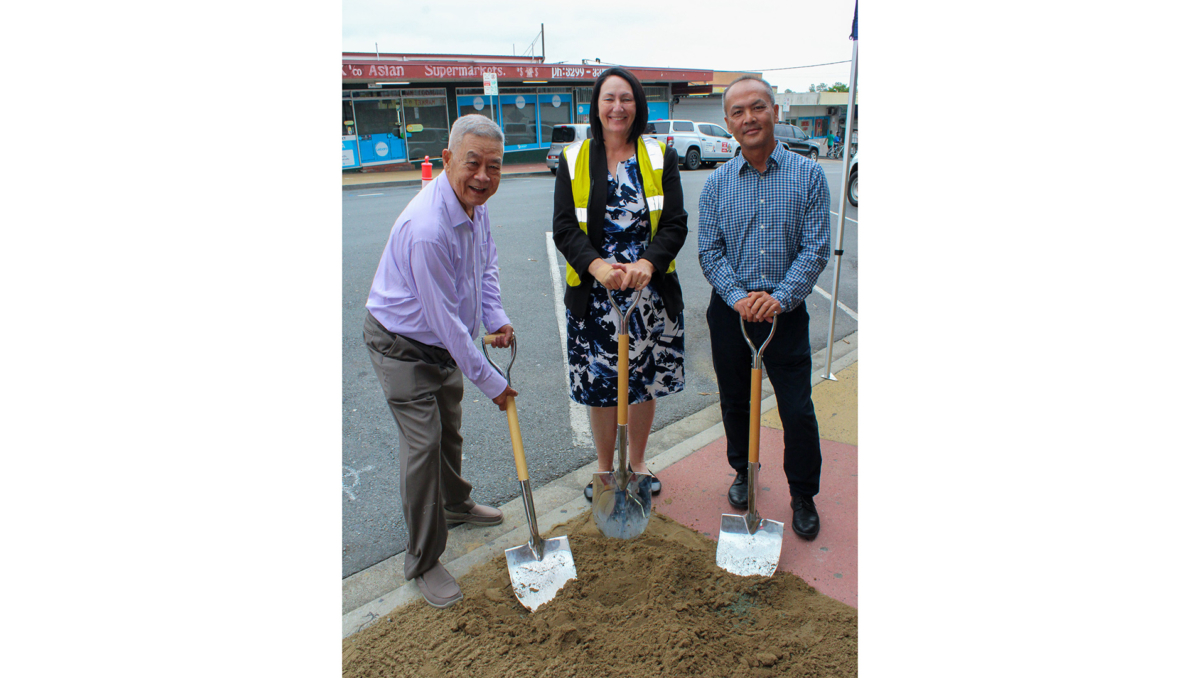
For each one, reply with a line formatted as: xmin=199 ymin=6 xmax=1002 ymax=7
xmin=565 ymin=157 xmax=685 ymax=407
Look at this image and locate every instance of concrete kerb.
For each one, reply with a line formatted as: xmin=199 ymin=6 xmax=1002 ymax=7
xmin=342 ymin=331 xmax=858 ymax=637
xmin=342 ymin=170 xmax=550 ymax=191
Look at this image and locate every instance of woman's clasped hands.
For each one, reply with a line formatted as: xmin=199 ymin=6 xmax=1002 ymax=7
xmin=589 ymin=258 xmax=655 ymax=291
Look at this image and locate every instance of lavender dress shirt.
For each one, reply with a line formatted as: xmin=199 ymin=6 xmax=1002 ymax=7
xmin=365 ymin=172 xmax=511 ymax=399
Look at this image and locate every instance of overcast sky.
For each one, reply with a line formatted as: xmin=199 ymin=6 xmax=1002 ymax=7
xmin=343 ymin=0 xmax=859 ymax=94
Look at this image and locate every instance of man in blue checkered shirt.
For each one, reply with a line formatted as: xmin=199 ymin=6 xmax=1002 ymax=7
xmin=698 ymin=76 xmax=831 ymax=541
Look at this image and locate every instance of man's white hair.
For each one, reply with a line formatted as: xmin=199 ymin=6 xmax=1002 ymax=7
xmin=448 ymin=114 xmax=504 ymax=152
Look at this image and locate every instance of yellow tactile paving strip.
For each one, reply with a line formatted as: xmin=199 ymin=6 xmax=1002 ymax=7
xmin=762 ymin=362 xmax=857 ymax=446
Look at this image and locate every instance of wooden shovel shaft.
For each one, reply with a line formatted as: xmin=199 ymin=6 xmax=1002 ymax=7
xmin=749 ymin=367 xmax=762 ymax=464
xmin=617 ymin=334 xmax=629 ymax=426
xmin=506 ymin=396 xmax=528 ymax=481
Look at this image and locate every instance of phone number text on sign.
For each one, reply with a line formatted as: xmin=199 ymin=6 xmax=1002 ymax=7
xmin=551 ymin=66 xmax=606 ymax=79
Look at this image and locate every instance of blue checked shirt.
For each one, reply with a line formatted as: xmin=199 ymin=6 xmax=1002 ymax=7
xmin=698 ymin=142 xmax=831 ymax=313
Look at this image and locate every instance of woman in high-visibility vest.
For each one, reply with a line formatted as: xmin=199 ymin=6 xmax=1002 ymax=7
xmin=551 ymin=67 xmax=689 ymax=501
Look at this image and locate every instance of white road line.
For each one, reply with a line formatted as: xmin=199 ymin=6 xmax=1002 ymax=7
xmin=545 ymin=232 xmax=592 ymax=448
xmin=356 ymin=193 xmax=384 ymax=197
xmin=829 ymin=210 xmax=858 ymax=224
xmin=812 ymin=285 xmax=859 ymax=321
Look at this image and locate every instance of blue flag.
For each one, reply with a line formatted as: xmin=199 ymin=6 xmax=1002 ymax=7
xmin=850 ymin=0 xmax=858 ymax=40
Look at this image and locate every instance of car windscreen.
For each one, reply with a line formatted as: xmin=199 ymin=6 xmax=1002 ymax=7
xmin=551 ymin=127 xmax=575 ymax=143
xmin=646 ymin=121 xmax=671 ymax=134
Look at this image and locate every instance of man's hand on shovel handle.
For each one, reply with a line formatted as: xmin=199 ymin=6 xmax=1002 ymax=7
xmin=749 ymin=293 xmax=781 ymax=323
xmin=492 ymin=386 xmax=519 ymax=411
xmin=491 ymin=324 xmax=515 ymax=348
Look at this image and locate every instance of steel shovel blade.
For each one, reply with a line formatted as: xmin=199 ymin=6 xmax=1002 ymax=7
xmin=715 ymin=513 xmax=785 ymax=577
xmin=591 ymin=471 xmax=653 ymax=539
xmin=504 ymin=535 xmax=577 ymax=612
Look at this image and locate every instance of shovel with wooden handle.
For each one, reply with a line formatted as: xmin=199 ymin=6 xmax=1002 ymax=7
xmin=482 ymin=333 xmax=577 ymax=611
xmin=592 ymin=288 xmax=654 ymax=540
xmin=715 ymin=317 xmax=785 ymax=577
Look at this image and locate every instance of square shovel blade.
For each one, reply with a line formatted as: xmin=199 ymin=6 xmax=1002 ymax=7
xmin=504 ymin=535 xmax=577 ymax=612
xmin=715 ymin=513 xmax=785 ymax=577
xmin=591 ymin=471 xmax=653 ymax=539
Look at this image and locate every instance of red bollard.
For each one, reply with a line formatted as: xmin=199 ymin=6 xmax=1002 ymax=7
xmin=421 ymin=156 xmax=433 ymax=189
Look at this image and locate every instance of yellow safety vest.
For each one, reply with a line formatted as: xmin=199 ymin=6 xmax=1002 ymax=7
xmin=560 ymin=136 xmax=676 ymax=287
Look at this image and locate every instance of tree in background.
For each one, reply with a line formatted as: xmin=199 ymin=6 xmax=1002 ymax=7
xmin=808 ymin=82 xmax=851 ymax=92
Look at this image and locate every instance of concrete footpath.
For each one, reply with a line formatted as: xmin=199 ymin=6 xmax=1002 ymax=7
xmin=343 ymin=332 xmax=858 ymax=637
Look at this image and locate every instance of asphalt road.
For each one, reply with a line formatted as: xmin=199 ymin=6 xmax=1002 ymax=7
xmin=342 ymin=158 xmax=858 ymax=578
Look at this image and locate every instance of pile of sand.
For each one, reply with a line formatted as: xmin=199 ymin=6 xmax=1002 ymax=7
xmin=344 ymin=512 xmax=857 ymax=677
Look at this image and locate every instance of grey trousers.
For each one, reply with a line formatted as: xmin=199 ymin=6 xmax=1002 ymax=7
xmin=363 ymin=312 xmax=476 ymax=580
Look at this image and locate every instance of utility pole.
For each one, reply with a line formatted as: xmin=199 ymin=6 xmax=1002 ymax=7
xmin=541 ymin=23 xmax=545 ymax=60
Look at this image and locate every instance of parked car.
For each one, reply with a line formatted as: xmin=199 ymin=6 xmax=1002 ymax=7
xmin=405 ymin=127 xmax=450 ymax=162
xmin=846 ymin=153 xmax=858 ymax=207
xmin=695 ymin=123 xmax=740 ymax=168
xmin=545 ymin=124 xmax=592 ymax=174
xmin=773 ymin=124 xmax=821 ymax=161
xmin=644 ymin=119 xmax=739 ymax=170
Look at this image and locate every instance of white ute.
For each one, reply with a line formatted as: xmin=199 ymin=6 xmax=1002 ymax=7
xmin=644 ymin=120 xmax=740 ymax=170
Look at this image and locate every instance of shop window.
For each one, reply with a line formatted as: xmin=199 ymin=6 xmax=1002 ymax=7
xmin=353 ymin=99 xmax=401 ymax=136
xmin=458 ymin=95 xmax=497 ymax=124
xmin=343 ymin=99 xmax=356 ymax=136
xmin=501 ymin=96 xmax=537 ymax=147
xmin=644 ymin=86 xmax=669 ymax=102
xmin=403 ymin=96 xmax=450 ymax=162
xmin=538 ymin=94 xmax=570 ymax=145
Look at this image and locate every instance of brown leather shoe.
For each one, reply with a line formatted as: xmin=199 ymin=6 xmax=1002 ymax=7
xmin=415 ymin=562 xmax=462 ymax=609
xmin=444 ymin=502 xmax=503 ymax=526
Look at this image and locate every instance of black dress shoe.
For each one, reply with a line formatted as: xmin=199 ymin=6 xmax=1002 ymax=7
xmin=727 ymin=471 xmax=748 ymax=509
xmin=791 ymin=495 xmax=820 ymax=540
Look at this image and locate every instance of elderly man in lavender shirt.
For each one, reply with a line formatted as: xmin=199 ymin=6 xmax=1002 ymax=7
xmin=363 ymin=114 xmax=518 ymax=609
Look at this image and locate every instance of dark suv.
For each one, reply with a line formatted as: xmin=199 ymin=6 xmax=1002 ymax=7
xmin=773 ymin=124 xmax=820 ymax=161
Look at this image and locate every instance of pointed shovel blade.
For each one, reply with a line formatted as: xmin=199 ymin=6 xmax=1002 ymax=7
xmin=504 ymin=535 xmax=577 ymax=612
xmin=715 ymin=513 xmax=785 ymax=577
xmin=591 ymin=471 xmax=653 ymax=539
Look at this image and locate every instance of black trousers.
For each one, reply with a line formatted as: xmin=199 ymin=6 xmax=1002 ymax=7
xmin=706 ymin=290 xmax=822 ymax=499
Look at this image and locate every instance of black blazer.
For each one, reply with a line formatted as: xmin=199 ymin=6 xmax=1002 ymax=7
xmin=551 ymin=137 xmax=688 ymax=320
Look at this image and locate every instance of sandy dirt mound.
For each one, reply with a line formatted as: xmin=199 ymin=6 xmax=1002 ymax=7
xmin=344 ymin=512 xmax=857 ymax=677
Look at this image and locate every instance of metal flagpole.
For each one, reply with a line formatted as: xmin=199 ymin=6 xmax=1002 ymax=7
xmin=822 ymin=2 xmax=858 ymax=381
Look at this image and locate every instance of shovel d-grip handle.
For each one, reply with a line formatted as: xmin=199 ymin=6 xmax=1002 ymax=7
xmin=740 ymin=318 xmax=778 ymax=465
xmin=482 ymin=334 xmax=528 ymax=481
